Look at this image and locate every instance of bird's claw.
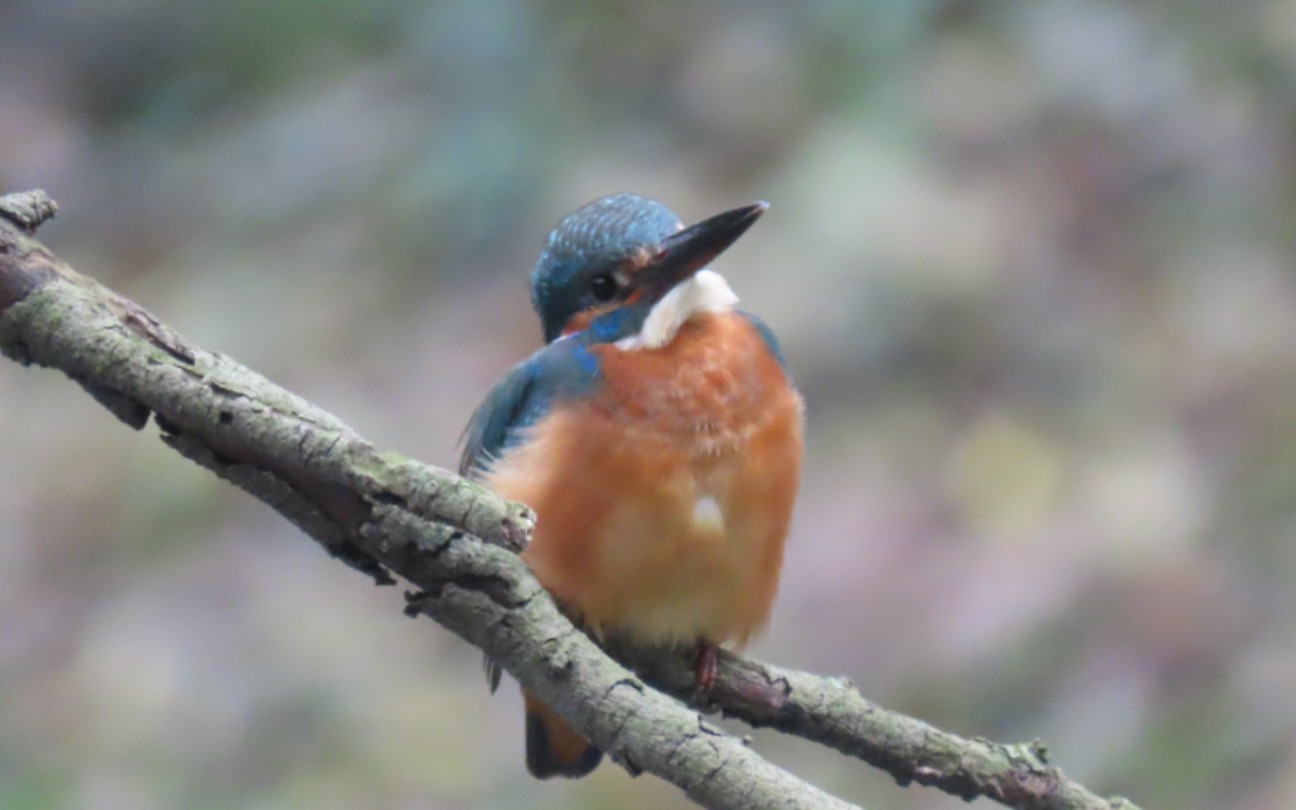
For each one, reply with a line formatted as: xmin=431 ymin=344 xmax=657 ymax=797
xmin=694 ymin=640 xmax=719 ymax=697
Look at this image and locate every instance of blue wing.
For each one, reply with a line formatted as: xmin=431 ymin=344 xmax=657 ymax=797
xmin=459 ymin=361 xmax=536 ymax=478
xmin=459 ymin=339 xmax=601 ymax=479
xmin=460 ymin=339 xmax=602 ymax=694
xmin=739 ymin=310 xmax=790 ymax=370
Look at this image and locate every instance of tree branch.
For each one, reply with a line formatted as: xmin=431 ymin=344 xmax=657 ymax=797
xmin=0 ymin=190 xmax=1140 ymax=810
xmin=614 ymin=644 xmax=1138 ymax=809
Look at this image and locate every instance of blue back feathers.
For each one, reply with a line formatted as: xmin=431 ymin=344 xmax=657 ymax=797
xmin=739 ymin=311 xmax=788 ymax=369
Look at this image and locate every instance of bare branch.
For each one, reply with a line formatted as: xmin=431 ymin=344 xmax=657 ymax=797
xmin=614 ymin=644 xmax=1139 ymax=810
xmin=0 ymin=191 xmax=1142 ymax=810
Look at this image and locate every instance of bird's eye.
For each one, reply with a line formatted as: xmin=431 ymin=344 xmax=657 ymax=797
xmin=589 ymin=273 xmax=618 ymax=302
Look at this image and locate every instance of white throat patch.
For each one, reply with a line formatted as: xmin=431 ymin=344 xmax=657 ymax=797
xmin=615 ymin=269 xmax=739 ymax=351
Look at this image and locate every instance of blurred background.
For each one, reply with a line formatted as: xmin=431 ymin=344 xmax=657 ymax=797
xmin=3 ymin=1 xmax=1296 ymax=808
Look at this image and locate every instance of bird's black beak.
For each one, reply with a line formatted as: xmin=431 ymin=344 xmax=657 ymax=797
xmin=636 ymin=201 xmax=768 ymax=301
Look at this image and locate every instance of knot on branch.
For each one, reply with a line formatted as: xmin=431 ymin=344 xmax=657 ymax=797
xmin=0 ymin=190 xmax=59 ymax=233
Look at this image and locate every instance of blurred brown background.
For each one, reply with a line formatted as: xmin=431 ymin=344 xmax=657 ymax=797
xmin=3 ymin=2 xmax=1296 ymax=808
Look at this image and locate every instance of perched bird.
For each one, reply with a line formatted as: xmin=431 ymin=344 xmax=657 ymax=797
xmin=460 ymin=193 xmax=803 ymax=779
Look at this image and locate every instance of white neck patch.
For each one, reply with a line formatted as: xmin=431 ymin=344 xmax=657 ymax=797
xmin=615 ymin=269 xmax=739 ymax=351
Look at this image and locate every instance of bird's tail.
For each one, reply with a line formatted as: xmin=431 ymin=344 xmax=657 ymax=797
xmin=523 ymin=689 xmax=603 ymax=779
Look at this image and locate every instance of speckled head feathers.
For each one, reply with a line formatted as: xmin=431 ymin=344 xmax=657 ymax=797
xmin=531 ymin=194 xmax=683 ymax=343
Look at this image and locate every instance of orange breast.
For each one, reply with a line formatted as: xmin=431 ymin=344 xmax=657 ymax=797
xmin=485 ymin=312 xmax=803 ymax=646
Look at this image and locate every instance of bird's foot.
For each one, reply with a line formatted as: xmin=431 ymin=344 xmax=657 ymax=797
xmin=694 ymin=640 xmax=719 ymax=697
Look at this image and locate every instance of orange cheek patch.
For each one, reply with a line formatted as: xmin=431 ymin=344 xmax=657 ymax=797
xmin=561 ymin=311 xmax=595 ymax=337
xmin=560 ymin=304 xmax=615 ymax=336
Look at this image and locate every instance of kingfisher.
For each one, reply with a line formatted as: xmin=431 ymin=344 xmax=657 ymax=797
xmin=459 ymin=193 xmax=803 ymax=779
